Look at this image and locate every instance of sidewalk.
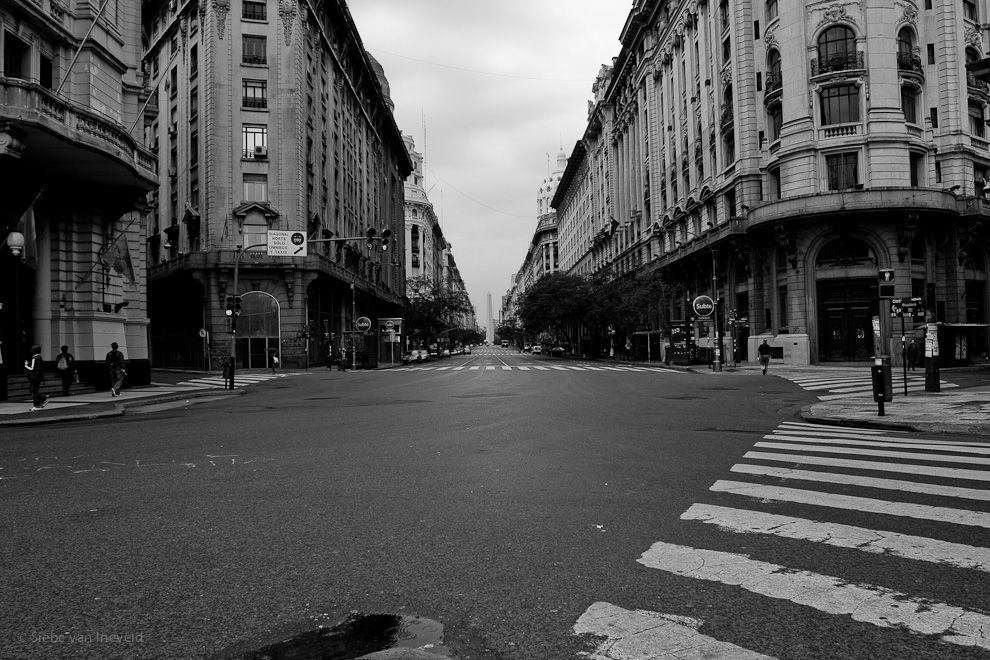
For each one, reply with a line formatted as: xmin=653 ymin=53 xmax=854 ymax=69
xmin=684 ymin=362 xmax=990 ymax=436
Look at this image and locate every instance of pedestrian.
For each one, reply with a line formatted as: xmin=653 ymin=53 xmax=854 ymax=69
xmin=106 ymin=341 xmax=126 ymax=396
xmin=338 ymin=346 xmax=348 ymax=371
xmin=758 ymin=339 xmax=773 ymax=375
xmin=906 ymin=339 xmax=919 ymax=371
xmin=55 ymin=344 xmax=75 ymax=396
xmin=25 ymin=344 xmax=48 ymax=411
xmin=271 ymin=351 xmax=279 ymax=373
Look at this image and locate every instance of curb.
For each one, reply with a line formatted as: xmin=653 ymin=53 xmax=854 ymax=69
xmin=0 ymin=389 xmax=243 ymax=427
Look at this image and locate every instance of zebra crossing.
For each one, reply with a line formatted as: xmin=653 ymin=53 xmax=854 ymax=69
xmin=391 ymin=364 xmax=682 ymax=374
xmin=160 ymin=372 xmax=295 ymax=389
xmin=777 ymin=369 xmax=957 ymax=400
xmin=575 ymin=421 xmax=990 ymax=658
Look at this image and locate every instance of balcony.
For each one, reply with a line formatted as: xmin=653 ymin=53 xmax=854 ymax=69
xmin=764 ymin=72 xmax=782 ymax=99
xmin=968 ymin=71 xmax=990 ymax=94
xmin=811 ymin=51 xmax=865 ymax=77
xmin=720 ymin=106 xmax=734 ymax=132
xmin=896 ymin=52 xmax=924 ymax=77
xmin=818 ymin=123 xmax=860 ymax=139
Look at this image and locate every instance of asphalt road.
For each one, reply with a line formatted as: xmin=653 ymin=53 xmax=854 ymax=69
xmin=1 ymin=349 xmax=988 ymax=659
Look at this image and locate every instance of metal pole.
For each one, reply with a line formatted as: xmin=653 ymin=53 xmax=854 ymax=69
xmin=229 ymin=243 xmax=267 ymax=389
xmin=351 ymin=283 xmax=357 ymax=371
xmin=55 ymin=0 xmax=112 ymax=95
xmin=13 ymin=258 xmax=19 ymax=374
xmin=901 ymin=314 xmax=908 ymax=396
xmin=711 ymin=248 xmax=722 ymax=372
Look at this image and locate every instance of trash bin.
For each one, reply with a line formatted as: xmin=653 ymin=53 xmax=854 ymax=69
xmin=871 ymin=356 xmax=892 ymax=403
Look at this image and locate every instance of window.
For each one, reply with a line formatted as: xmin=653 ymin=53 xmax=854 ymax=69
xmin=778 ymin=286 xmax=788 ymax=328
xmin=243 ymin=0 xmax=266 ymax=20
xmin=964 ymin=0 xmax=977 ymax=22
xmin=40 ymin=55 xmax=53 ymax=89
xmin=826 ymin=152 xmax=858 ymax=190
xmin=3 ymin=32 xmax=29 ymax=78
xmin=190 ymin=87 xmax=198 ymax=117
xmin=722 ymin=37 xmax=732 ymax=64
xmin=820 ymin=84 xmax=860 ymax=125
xmin=766 ymin=49 xmax=782 ymax=94
xmin=189 ymin=45 xmax=198 ymax=77
xmin=768 ymin=167 xmax=781 ymax=199
xmin=242 ymin=35 xmax=267 ymax=65
xmin=910 ymin=153 xmax=924 ymax=187
xmin=243 ymin=173 xmax=268 ymax=201
xmin=243 ymin=79 xmax=267 ymax=108
xmin=816 ymin=26 xmax=859 ymax=74
xmin=768 ymin=103 xmax=783 ymax=141
xmin=901 ymin=87 xmax=918 ymax=124
xmin=242 ymin=124 xmax=267 ymax=158
xmin=927 ymin=44 xmax=935 ymax=65
xmin=767 ymin=0 xmax=778 ymax=21
xmin=243 ymin=217 xmax=268 ymax=248
xmin=969 ymin=101 xmax=986 ymax=138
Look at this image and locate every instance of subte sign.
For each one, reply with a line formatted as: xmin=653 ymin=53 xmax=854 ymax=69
xmin=692 ymin=295 xmax=715 ymax=318
xmin=354 ymin=316 xmax=372 ymax=332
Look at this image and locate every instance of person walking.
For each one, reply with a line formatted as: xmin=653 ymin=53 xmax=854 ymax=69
xmin=338 ymin=346 xmax=348 ymax=371
xmin=106 ymin=341 xmax=126 ymax=396
xmin=271 ymin=351 xmax=279 ymax=374
xmin=25 ymin=345 xmax=48 ymax=411
xmin=55 ymin=345 xmax=75 ymax=396
xmin=906 ymin=339 xmax=919 ymax=371
xmin=758 ymin=339 xmax=773 ymax=375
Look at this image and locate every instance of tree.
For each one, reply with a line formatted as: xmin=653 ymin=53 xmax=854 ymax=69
xmin=403 ymin=275 xmax=474 ymax=347
xmin=516 ymin=273 xmax=591 ymax=341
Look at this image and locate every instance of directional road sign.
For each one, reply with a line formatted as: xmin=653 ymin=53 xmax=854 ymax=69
xmin=267 ymin=230 xmax=308 ymax=256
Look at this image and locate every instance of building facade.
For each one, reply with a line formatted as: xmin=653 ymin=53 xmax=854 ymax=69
xmin=143 ymin=0 xmax=411 ymax=371
xmin=552 ymin=0 xmax=990 ymax=366
xmin=1 ymin=0 xmax=157 ymax=387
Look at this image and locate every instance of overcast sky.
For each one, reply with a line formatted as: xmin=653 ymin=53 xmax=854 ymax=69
xmin=348 ymin=1 xmax=633 ymax=328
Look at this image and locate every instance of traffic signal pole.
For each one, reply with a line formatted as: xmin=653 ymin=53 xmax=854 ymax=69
xmin=229 ymin=242 xmax=267 ymax=389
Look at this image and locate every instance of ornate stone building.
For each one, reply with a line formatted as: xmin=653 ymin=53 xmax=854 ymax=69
xmin=1 ymin=0 xmax=157 ymax=387
xmin=143 ymin=0 xmax=410 ymax=370
xmin=553 ymin=0 xmax=990 ymax=366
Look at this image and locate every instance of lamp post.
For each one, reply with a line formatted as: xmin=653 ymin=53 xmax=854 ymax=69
xmin=7 ymin=231 xmax=25 ymax=375
xmin=667 ymin=227 xmax=722 ymax=372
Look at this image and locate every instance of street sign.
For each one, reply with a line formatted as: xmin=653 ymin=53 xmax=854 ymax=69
xmin=267 ymin=230 xmax=308 ymax=257
xmin=890 ymin=297 xmax=925 ymax=318
xmin=355 ymin=316 xmax=372 ymax=332
xmin=378 ymin=318 xmax=402 ymax=334
xmin=692 ymin=295 xmax=715 ymax=318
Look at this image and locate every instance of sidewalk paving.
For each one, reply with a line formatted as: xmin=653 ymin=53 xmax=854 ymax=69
xmin=1 ymin=364 xmax=987 ymax=437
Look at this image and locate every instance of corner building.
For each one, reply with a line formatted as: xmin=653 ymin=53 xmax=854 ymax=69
xmin=555 ymin=0 xmax=990 ymax=366
xmin=143 ymin=0 xmax=410 ymax=370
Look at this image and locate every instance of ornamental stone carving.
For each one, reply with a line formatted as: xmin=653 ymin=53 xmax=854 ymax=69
xmin=765 ymin=29 xmax=778 ymax=49
xmin=212 ymin=0 xmax=230 ymax=40
xmin=966 ymin=27 xmax=982 ymax=49
xmin=816 ymin=3 xmax=859 ymax=28
xmin=278 ymin=0 xmax=297 ymax=43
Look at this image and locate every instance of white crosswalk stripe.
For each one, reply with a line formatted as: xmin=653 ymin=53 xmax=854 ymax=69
xmin=577 ymin=420 xmax=990 ymax=657
xmin=167 ymin=373 xmax=296 ymax=390
xmin=777 ymin=370 xmax=957 ymax=400
xmin=389 ymin=363 xmax=683 ymax=374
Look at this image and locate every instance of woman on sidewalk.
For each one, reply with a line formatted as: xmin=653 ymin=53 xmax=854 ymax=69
xmin=25 ymin=345 xmax=48 ymax=411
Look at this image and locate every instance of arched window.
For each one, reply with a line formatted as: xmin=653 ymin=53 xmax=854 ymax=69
xmin=898 ymin=28 xmax=913 ymax=57
xmin=767 ymin=0 xmax=778 ymax=22
xmin=816 ymin=26 xmax=859 ymax=74
xmin=766 ymin=49 xmax=782 ymax=94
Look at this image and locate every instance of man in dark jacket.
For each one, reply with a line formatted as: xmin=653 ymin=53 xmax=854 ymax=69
xmin=25 ymin=344 xmax=47 ymax=411
xmin=106 ymin=342 xmax=126 ymax=396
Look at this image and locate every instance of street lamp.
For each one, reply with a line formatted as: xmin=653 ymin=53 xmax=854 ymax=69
xmin=6 ymin=231 xmax=25 ymax=374
xmin=666 ymin=226 xmax=722 ymax=373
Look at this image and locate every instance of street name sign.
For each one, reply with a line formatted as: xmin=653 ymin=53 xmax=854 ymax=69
xmin=267 ymin=230 xmax=308 ymax=257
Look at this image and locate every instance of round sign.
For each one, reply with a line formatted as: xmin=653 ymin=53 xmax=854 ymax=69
xmin=291 ymin=232 xmax=305 ymax=246
xmin=692 ymin=295 xmax=715 ymax=318
xmin=384 ymin=320 xmax=394 ymax=329
xmin=198 ymin=328 xmax=207 ymax=338
xmin=355 ymin=316 xmax=372 ymax=331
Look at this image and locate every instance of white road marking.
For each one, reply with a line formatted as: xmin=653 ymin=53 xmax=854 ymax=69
xmin=730 ymin=463 xmax=990 ymax=501
xmin=710 ymin=480 xmax=990 ymax=528
xmin=573 ymin=601 xmax=777 ymax=660
xmin=681 ymin=503 xmax=990 ymax=572
xmin=753 ymin=441 xmax=990 ymax=466
xmin=745 ymin=450 xmax=990 ymax=481
xmin=637 ymin=541 xmax=990 ymax=650
xmin=763 ymin=433 xmax=990 ymax=454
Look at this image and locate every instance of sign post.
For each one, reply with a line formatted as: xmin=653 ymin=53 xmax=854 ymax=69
xmin=890 ymin=297 xmax=925 ymax=396
xmin=692 ymin=295 xmax=719 ymax=371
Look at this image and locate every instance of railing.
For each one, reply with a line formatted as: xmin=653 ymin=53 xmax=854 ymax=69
xmin=972 ymin=135 xmax=990 ymax=151
xmin=819 ymin=123 xmax=860 ymax=139
xmin=242 ymin=98 xmax=267 ymax=109
xmin=906 ymin=125 xmax=925 ymax=139
xmin=242 ymin=55 xmax=267 ymax=65
xmin=896 ymin=52 xmax=924 ymax=75
xmin=764 ymin=72 xmax=782 ymax=96
xmin=811 ymin=51 xmax=865 ymax=76
xmin=720 ymin=106 xmax=734 ymax=131
xmin=968 ymin=71 xmax=990 ymax=93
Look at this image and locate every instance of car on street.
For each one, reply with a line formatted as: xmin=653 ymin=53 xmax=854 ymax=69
xmin=463 ymin=345 xmax=472 ymax=354
xmin=523 ymin=344 xmax=532 ymax=352
xmin=551 ymin=346 xmax=565 ymax=357
xmin=531 ymin=345 xmax=543 ymax=355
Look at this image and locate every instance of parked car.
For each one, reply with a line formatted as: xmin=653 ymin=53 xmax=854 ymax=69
xmin=551 ymin=346 xmax=565 ymax=357
xmin=523 ymin=344 xmax=532 ymax=353
xmin=532 ymin=345 xmax=543 ymax=355
xmin=463 ymin=345 xmax=472 ymax=354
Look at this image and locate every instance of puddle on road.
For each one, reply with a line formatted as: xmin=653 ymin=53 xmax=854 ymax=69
xmin=231 ymin=613 xmax=449 ymax=660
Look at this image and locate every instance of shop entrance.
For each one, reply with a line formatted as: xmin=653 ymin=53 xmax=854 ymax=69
xmin=817 ymin=279 xmax=877 ymax=362
xmin=233 ymin=292 xmax=280 ymax=369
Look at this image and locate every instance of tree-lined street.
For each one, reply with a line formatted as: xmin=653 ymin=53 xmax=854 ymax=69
xmin=2 ymin=352 xmax=988 ymax=659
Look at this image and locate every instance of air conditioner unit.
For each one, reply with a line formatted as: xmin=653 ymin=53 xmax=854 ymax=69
xmin=254 ymin=145 xmax=268 ymax=158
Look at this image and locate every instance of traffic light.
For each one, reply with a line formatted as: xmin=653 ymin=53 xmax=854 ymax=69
xmin=233 ymin=296 xmax=242 ymax=316
xmin=225 ymin=295 xmax=234 ymax=317
xmin=365 ymin=227 xmax=377 ymax=250
xmin=380 ymin=228 xmax=392 ymax=251
xmin=878 ymin=269 xmax=895 ymax=299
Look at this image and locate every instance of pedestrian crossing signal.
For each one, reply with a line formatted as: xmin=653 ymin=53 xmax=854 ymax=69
xmin=225 ymin=295 xmax=234 ymax=316
xmin=878 ymin=269 xmax=895 ymax=299
xmin=233 ymin=296 xmax=242 ymax=316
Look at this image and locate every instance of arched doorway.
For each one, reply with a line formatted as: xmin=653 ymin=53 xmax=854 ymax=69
xmin=235 ymin=291 xmax=280 ymax=369
xmin=815 ymin=237 xmax=880 ymax=362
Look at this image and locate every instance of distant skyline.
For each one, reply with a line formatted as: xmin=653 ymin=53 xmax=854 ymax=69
xmin=347 ymin=1 xmax=633 ymax=323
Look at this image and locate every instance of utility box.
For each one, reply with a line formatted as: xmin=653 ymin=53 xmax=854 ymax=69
xmin=871 ymin=356 xmax=893 ymax=403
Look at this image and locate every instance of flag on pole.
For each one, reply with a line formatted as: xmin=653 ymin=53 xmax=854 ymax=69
xmin=2 ymin=201 xmax=38 ymax=266
xmin=99 ymin=230 xmax=137 ymax=289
